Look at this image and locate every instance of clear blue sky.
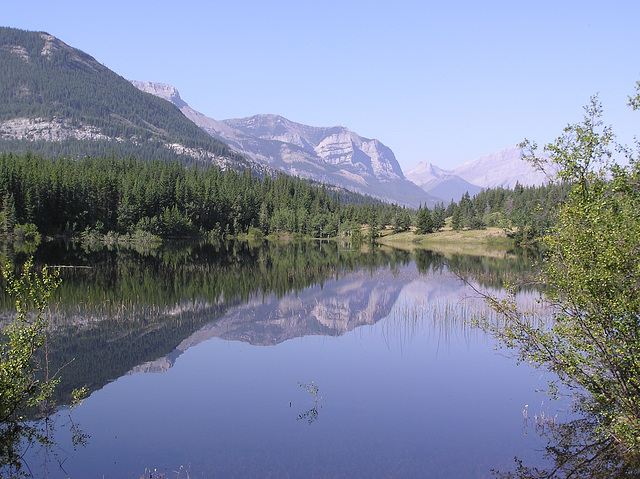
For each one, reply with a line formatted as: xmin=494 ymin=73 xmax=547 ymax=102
xmin=3 ymin=0 xmax=639 ymax=171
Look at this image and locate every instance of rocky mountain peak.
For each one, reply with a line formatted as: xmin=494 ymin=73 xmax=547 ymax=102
xmin=405 ymin=146 xmax=550 ymax=203
xmin=130 ymin=80 xmax=187 ymax=109
xmin=223 ymin=114 xmax=404 ymax=181
xmin=405 ymin=161 xmax=448 ymax=186
xmin=36 ymin=31 xmax=101 ymax=73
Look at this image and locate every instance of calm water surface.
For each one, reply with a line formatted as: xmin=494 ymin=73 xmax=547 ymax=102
xmin=17 ymin=241 xmax=563 ymax=478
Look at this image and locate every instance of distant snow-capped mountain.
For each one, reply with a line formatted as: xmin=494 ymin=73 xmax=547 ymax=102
xmin=406 ymin=147 xmax=550 ymax=202
xmin=132 ymin=81 xmax=436 ymax=208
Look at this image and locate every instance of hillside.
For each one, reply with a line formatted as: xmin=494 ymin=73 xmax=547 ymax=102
xmin=0 ymin=27 xmax=249 ymax=169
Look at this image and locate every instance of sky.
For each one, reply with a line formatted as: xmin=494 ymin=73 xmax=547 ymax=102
xmin=3 ymin=0 xmax=640 ymax=171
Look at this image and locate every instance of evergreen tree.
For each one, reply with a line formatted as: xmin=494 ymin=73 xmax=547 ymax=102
xmin=450 ymin=206 xmax=463 ymax=230
xmin=431 ymin=203 xmax=446 ymax=231
xmin=392 ymin=208 xmax=411 ymax=233
xmin=1 ymin=193 xmax=16 ymax=237
xmin=415 ymin=206 xmax=434 ymax=234
xmin=367 ymin=210 xmax=378 ymax=243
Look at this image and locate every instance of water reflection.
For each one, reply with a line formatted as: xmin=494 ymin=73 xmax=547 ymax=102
xmin=0 ymin=240 xmax=564 ymax=477
xmin=0 ymin=240 xmax=542 ymax=406
xmin=0 ymin=403 xmax=88 ymax=478
xmin=495 ymin=410 xmax=640 ymax=478
xmin=2 ymin=242 xmax=441 ymax=400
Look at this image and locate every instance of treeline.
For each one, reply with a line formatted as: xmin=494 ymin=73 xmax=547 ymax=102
xmin=0 ymin=150 xmax=570 ymax=244
xmin=415 ymin=181 xmax=570 ymax=245
xmin=0 ymin=152 xmax=402 ymax=240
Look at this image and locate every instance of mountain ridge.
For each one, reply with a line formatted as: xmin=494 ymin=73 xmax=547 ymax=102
xmin=451 ymin=146 xmax=548 ymax=189
xmin=132 ymin=81 xmax=438 ymax=208
xmin=134 ymin=80 xmax=550 ymax=205
xmin=1 ymin=27 xmax=549 ymax=207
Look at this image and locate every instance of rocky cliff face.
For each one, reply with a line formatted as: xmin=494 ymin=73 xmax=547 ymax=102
xmin=132 ymin=81 xmax=435 ymax=207
xmin=0 ymin=117 xmax=110 ymax=142
xmin=129 ymin=81 xmax=187 ymax=109
xmin=224 ymin=114 xmax=405 ymax=182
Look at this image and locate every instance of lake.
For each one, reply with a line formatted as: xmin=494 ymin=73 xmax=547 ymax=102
xmin=10 ymin=240 xmax=565 ymax=478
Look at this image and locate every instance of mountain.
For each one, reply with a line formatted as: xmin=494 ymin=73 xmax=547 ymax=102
xmin=0 ymin=27 xmax=544 ymax=208
xmin=450 ymin=146 xmax=548 ymax=189
xmin=406 ymin=147 xmax=549 ymax=202
xmin=0 ymin=27 xmax=250 ymax=169
xmin=132 ymin=81 xmax=437 ymax=208
xmin=404 ymin=161 xmax=482 ymax=204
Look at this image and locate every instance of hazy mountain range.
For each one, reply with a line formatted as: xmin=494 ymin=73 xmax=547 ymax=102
xmin=405 ymin=146 xmax=549 ymax=203
xmin=0 ymin=27 xmax=549 ymax=207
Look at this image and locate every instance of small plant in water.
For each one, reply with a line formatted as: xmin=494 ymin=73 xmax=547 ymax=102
xmin=298 ymin=381 xmax=319 ymax=401
xmin=522 ymin=402 xmax=557 ymax=434
xmin=296 ymin=381 xmax=322 ymax=425
xmin=140 ymin=464 xmax=191 ymax=478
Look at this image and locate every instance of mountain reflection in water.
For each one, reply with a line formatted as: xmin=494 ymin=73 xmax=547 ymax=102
xmin=3 ymin=240 xmax=565 ymax=478
xmin=128 ymin=265 xmax=486 ymax=375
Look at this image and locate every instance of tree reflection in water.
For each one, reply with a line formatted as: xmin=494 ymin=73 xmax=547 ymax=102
xmin=0 ymin=410 xmax=87 ymax=478
xmin=494 ymin=403 xmax=640 ymax=478
xmin=7 ymin=239 xmax=617 ymax=476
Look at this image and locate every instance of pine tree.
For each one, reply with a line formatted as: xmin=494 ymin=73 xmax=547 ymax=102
xmin=451 ymin=206 xmax=463 ymax=230
xmin=415 ymin=206 xmax=434 ymax=235
xmin=1 ymin=193 xmax=16 ymax=237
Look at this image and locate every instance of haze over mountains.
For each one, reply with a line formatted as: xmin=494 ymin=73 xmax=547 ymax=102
xmin=0 ymin=26 xmax=549 ymax=207
xmin=405 ymin=147 xmax=549 ymax=202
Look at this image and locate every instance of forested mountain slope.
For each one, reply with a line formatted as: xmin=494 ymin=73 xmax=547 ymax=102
xmin=0 ymin=27 xmax=250 ymax=169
